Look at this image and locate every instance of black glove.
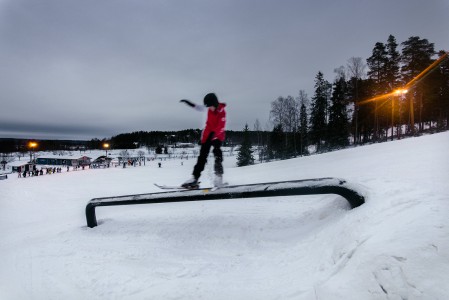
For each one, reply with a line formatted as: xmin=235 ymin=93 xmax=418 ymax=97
xmin=180 ymin=99 xmax=195 ymax=108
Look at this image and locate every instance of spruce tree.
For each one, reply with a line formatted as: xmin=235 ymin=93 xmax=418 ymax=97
xmin=328 ymin=77 xmax=350 ymax=149
xmin=367 ymin=42 xmax=389 ymax=93
xmin=401 ymin=36 xmax=435 ymax=133
xmin=436 ymin=51 xmax=449 ymax=129
xmin=299 ymin=100 xmax=309 ymax=155
xmin=346 ymin=57 xmax=366 ymax=145
xmin=236 ymin=124 xmax=254 ymax=167
xmin=267 ymin=124 xmax=285 ymax=159
xmin=309 ymin=71 xmax=330 ymax=152
xmin=385 ymin=35 xmax=401 ymax=88
xmin=385 ymin=35 xmax=402 ymax=140
xmin=367 ymin=42 xmax=389 ymax=141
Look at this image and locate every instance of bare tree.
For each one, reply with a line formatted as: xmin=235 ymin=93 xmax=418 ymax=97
xmin=298 ymin=90 xmax=309 ymax=107
xmin=347 ymin=57 xmax=366 ymax=79
xmin=270 ymin=95 xmax=300 ymax=156
xmin=253 ymin=119 xmax=262 ymax=147
xmin=119 ymin=150 xmax=130 ymax=164
xmin=253 ymin=119 xmax=263 ymax=162
xmin=334 ymin=65 xmax=346 ymax=80
xmin=138 ymin=150 xmax=145 ymax=165
xmin=347 ymin=57 xmax=366 ymax=144
xmin=270 ymin=96 xmax=298 ymax=132
xmin=269 ymin=96 xmax=286 ymax=128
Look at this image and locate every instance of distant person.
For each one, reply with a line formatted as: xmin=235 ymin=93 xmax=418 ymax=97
xmin=180 ymin=93 xmax=226 ymax=189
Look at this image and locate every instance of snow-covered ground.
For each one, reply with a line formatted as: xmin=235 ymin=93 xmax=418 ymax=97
xmin=1 ymin=132 xmax=448 ymax=299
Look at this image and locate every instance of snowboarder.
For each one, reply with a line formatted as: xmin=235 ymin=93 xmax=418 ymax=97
xmin=180 ymin=93 xmax=226 ymax=189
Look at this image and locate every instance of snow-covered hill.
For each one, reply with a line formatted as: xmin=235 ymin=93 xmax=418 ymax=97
xmin=1 ymin=132 xmax=448 ymax=299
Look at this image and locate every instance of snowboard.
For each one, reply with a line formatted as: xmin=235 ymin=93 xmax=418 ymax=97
xmin=154 ymin=183 xmax=200 ymax=190
xmin=154 ymin=182 xmax=228 ymax=192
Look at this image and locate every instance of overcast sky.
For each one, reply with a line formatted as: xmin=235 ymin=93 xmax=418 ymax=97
xmin=1 ymin=0 xmax=448 ymax=140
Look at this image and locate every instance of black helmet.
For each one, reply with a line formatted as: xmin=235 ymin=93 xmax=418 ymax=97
xmin=203 ymin=93 xmax=219 ymax=107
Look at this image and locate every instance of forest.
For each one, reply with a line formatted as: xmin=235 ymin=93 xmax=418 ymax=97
xmin=258 ymin=35 xmax=448 ymax=160
xmin=1 ymin=35 xmax=448 ymax=161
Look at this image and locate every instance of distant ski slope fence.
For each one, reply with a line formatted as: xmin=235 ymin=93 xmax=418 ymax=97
xmin=85 ymin=178 xmax=366 ymax=228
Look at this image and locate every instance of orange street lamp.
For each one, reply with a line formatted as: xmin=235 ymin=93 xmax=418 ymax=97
xmin=394 ymin=89 xmax=408 ymax=96
xmin=103 ymin=143 xmax=110 ymax=156
xmin=391 ymin=89 xmax=408 ymax=140
xmin=28 ymin=141 xmax=38 ymax=164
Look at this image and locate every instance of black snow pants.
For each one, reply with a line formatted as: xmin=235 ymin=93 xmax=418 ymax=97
xmin=192 ymin=139 xmax=223 ymax=180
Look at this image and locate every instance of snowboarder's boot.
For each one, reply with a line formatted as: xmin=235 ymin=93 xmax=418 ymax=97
xmin=213 ymin=174 xmax=224 ymax=188
xmin=181 ymin=176 xmax=199 ymax=189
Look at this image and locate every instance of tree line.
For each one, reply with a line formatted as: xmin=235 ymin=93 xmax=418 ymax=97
xmin=0 ymin=129 xmax=265 ymax=153
xmin=254 ymin=35 xmax=448 ymax=162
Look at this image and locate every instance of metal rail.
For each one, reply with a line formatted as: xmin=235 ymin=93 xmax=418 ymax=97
xmin=86 ymin=177 xmax=365 ymax=228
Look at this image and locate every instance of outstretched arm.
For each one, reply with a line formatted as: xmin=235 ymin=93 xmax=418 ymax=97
xmin=180 ymin=99 xmax=206 ymax=112
xmin=180 ymin=99 xmax=195 ymax=107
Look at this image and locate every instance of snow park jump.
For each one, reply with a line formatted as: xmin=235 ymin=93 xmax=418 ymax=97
xmin=85 ymin=178 xmax=365 ymax=228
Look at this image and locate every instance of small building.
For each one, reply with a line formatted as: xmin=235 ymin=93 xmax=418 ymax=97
xmin=78 ymin=156 xmax=92 ymax=166
xmin=91 ymin=156 xmax=112 ymax=168
xmin=35 ymin=155 xmax=91 ymax=167
xmin=7 ymin=160 xmax=32 ymax=172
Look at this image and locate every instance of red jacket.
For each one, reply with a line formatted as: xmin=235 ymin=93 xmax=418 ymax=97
xmin=201 ymin=103 xmax=226 ymax=143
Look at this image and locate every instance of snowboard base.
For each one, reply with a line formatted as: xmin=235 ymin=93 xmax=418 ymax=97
xmin=154 ymin=182 xmax=228 ymax=192
xmin=154 ymin=183 xmax=200 ymax=190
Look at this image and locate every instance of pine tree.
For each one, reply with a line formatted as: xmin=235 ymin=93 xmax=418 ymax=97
xmin=236 ymin=124 xmax=254 ymax=167
xmin=328 ymin=77 xmax=350 ymax=149
xmin=298 ymin=91 xmax=309 ymax=155
xmin=436 ymin=51 xmax=449 ymax=129
xmin=367 ymin=42 xmax=389 ymax=93
xmin=346 ymin=57 xmax=366 ymax=145
xmin=267 ymin=124 xmax=285 ymax=159
xmin=309 ymin=71 xmax=330 ymax=152
xmin=385 ymin=35 xmax=401 ymax=88
xmin=401 ymin=36 xmax=435 ymax=133
xmin=367 ymin=42 xmax=389 ymax=141
xmin=385 ymin=35 xmax=402 ymax=140
xmin=355 ymin=78 xmax=376 ymax=144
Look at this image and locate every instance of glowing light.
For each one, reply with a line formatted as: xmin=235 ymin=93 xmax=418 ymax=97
xmin=394 ymin=89 xmax=408 ymax=95
xmin=404 ymin=51 xmax=448 ymax=90
xmin=358 ymin=88 xmax=408 ymax=105
xmin=359 ymin=51 xmax=448 ymax=106
xmin=29 ymin=142 xmax=38 ymax=149
xmin=103 ymin=143 xmax=110 ymax=149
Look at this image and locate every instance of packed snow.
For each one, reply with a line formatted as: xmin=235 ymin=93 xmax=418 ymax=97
xmin=1 ymin=132 xmax=448 ymax=299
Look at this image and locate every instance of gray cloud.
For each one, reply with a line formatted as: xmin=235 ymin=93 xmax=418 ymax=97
xmin=1 ymin=0 xmax=448 ymax=139
xmin=0 ymin=121 xmax=110 ymax=140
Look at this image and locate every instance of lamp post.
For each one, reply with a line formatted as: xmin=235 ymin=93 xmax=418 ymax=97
xmin=28 ymin=141 xmax=37 ymax=173
xmin=392 ymin=89 xmax=408 ymax=141
xmin=29 ymin=142 xmax=37 ymax=163
xmin=103 ymin=143 xmax=110 ymax=157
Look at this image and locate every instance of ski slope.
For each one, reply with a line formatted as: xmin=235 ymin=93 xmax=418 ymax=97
xmin=1 ymin=132 xmax=448 ymax=299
